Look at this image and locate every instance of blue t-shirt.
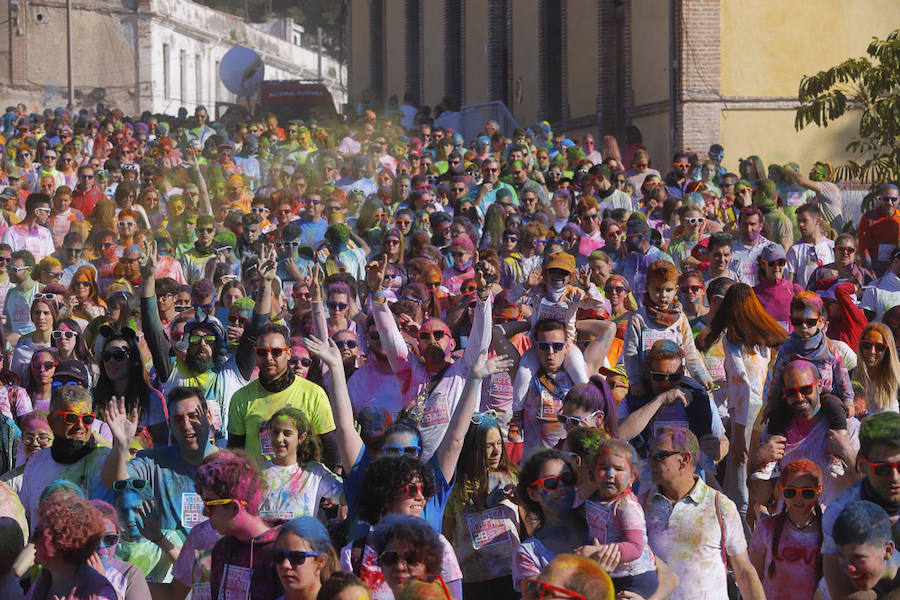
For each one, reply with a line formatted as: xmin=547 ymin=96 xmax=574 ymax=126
xmin=344 ymin=446 xmax=455 ymax=534
xmin=299 ymin=219 xmax=328 ymax=247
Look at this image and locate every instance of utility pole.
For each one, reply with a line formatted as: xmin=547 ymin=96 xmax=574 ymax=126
xmin=317 ymin=27 xmax=323 ymax=81
xmin=66 ymin=0 xmax=73 ymax=107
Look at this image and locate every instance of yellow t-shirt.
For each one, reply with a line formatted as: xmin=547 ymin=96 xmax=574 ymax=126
xmin=227 ymin=377 xmax=335 ymax=463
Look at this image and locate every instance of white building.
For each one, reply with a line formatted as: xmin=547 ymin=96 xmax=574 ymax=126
xmin=0 ymin=0 xmax=346 ymax=115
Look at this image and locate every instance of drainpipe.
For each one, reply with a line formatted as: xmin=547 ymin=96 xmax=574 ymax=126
xmin=668 ymin=0 xmax=676 ymax=156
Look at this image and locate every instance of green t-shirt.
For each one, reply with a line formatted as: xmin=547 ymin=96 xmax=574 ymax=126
xmin=227 ymin=376 xmax=335 ymax=463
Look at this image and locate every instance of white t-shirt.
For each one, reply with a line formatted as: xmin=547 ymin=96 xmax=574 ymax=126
xmin=259 ymin=461 xmax=343 ymax=523
xmin=861 ymin=271 xmax=900 ymax=321
xmin=786 ymin=238 xmax=835 ymax=288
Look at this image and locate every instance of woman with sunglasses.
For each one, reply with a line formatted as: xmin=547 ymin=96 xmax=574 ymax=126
xmin=856 ymin=322 xmax=900 ymax=415
xmin=753 ymin=245 xmax=802 ymax=333
xmin=89 ymin=499 xmax=152 ymax=600
xmin=443 ymin=409 xmax=521 ymax=600
xmin=748 ymin=460 xmax=823 ymax=600
xmin=270 ymin=516 xmax=338 ymax=600
xmin=9 ymin=295 xmax=58 ymax=382
xmin=24 ymin=348 xmax=59 ymax=412
xmin=63 ymin=264 xmax=106 ymax=328
xmin=51 ymin=317 xmax=93 ymax=371
xmin=676 ymin=270 xmax=708 ymax=325
xmin=93 ymin=329 xmax=168 ymax=445
xmin=369 ymin=514 xmax=454 ymax=600
xmin=259 ymin=406 xmax=343 ymax=525
xmin=512 ymin=448 xmax=587 ymax=592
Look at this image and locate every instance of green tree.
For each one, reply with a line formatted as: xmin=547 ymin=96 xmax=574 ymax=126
xmin=795 ymin=29 xmax=900 ymax=183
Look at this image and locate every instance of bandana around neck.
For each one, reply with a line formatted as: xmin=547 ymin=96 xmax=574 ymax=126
xmin=260 ymin=366 xmax=296 ymax=393
xmin=643 ymin=292 xmax=682 ymax=327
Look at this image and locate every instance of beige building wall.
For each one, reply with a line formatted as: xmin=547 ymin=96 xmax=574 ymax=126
xmin=421 ymin=0 xmax=446 ymax=109
xmin=633 ymin=111 xmax=670 ymax=171
xmin=348 ymin=0 xmax=370 ymax=100
xmin=629 ymin=0 xmax=669 ymax=107
xmin=510 ymin=1 xmax=540 ymax=125
xmin=566 ymin=0 xmax=599 ymax=120
xmin=383 ymin=0 xmax=407 ymax=102
xmin=463 ymin=0 xmax=489 ymax=105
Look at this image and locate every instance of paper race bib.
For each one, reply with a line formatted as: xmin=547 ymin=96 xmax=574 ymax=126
xmin=705 ymin=356 xmax=726 ymax=381
xmin=490 ymin=372 xmax=513 ymax=398
xmin=652 ymin=419 xmax=689 ymax=437
xmin=207 ymin=398 xmax=223 ymax=431
xmin=421 ymin=393 xmax=450 ymax=428
xmin=259 ymin=510 xmax=294 ymax=524
xmin=258 ymin=421 xmax=274 ymax=457
xmin=538 ymin=389 xmax=561 ymax=422
xmin=741 ymin=259 xmax=757 ymax=282
xmin=181 ymin=492 xmax=208 ymax=529
xmin=218 ymin=564 xmax=252 ymax=600
xmin=642 ymin=328 xmax=677 ymax=352
xmin=466 ymin=507 xmax=511 ymax=550
xmin=193 ymin=583 xmax=212 ymax=600
xmin=537 ymin=298 xmax=569 ymax=324
xmin=586 ymin=500 xmax=613 ymax=544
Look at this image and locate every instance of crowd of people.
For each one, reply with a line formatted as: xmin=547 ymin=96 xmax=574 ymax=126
xmin=0 ymin=96 xmax=898 ymax=600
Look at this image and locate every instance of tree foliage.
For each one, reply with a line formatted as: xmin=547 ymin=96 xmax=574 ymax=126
xmin=795 ymin=29 xmax=900 ymax=183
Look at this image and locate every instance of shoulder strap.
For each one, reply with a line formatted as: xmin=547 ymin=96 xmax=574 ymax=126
xmin=714 ymin=490 xmax=727 ymax=566
xmin=350 ymin=535 xmax=367 ymax=576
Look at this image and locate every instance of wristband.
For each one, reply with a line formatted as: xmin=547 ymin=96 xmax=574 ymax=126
xmin=372 ymin=289 xmax=385 ymax=298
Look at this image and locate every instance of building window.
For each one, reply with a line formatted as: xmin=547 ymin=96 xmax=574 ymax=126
xmin=195 ymin=54 xmax=202 ymax=106
xmin=540 ymin=0 xmax=563 ymax=123
xmin=163 ymin=43 xmax=170 ymax=101
xmin=405 ymin=0 xmax=421 ymax=105
xmin=370 ymin=0 xmax=385 ymax=107
xmin=444 ymin=0 xmax=463 ymax=106
xmin=487 ymin=0 xmax=510 ymax=106
xmin=179 ymin=49 xmax=187 ymax=104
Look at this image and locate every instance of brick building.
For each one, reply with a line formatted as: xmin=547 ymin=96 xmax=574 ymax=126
xmin=0 ymin=0 xmax=346 ymax=115
xmin=349 ymin=0 xmax=900 ymax=172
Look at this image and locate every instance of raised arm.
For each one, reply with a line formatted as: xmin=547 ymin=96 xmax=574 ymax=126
xmin=184 ymin=151 xmax=212 ymax=215
xmin=459 ymin=264 xmax=494 ymax=369
xmin=617 ymin=389 xmax=688 ymax=441
xmin=138 ymin=240 xmax=173 ymax=383
xmin=577 ymin=319 xmax=617 ymax=375
xmin=367 ymin=256 xmax=412 ymax=371
xmin=435 ymin=351 xmax=513 ymax=482
xmin=100 ymin=397 xmax=138 ymax=488
xmin=304 ymin=335 xmax=363 ymax=470
xmin=235 ymin=244 xmax=277 ymax=381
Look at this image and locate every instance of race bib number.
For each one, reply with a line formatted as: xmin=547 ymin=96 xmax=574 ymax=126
xmin=260 ymin=510 xmax=294 ymax=524
xmin=490 ymin=373 xmax=513 ymax=398
xmin=642 ymin=328 xmax=677 ymax=352
xmin=258 ymin=421 xmax=274 ymax=457
xmin=538 ymin=389 xmax=561 ymax=422
xmin=705 ymin=356 xmax=726 ymax=381
xmin=193 ymin=583 xmax=212 ymax=600
xmin=741 ymin=259 xmax=757 ymax=282
xmin=207 ymin=398 xmax=223 ymax=431
xmin=12 ymin=305 xmax=28 ymax=325
xmin=181 ymin=492 xmax=208 ymax=529
xmin=219 ymin=564 xmax=252 ymax=600
xmin=878 ymin=243 xmax=896 ymax=263
xmin=586 ymin=500 xmax=613 ymax=544
xmin=421 ymin=393 xmax=451 ymax=428
xmin=537 ymin=298 xmax=569 ymax=324
xmin=466 ymin=507 xmax=511 ymax=550
xmin=652 ymin=419 xmax=689 ymax=437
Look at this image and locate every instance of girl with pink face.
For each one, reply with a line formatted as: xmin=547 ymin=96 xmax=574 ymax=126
xmin=89 ymin=500 xmax=152 ymax=599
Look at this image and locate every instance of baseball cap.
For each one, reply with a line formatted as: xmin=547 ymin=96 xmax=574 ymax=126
xmin=0 ymin=187 xmax=17 ymax=200
xmin=544 ymin=252 xmax=576 ymax=273
xmin=760 ymin=244 xmax=786 ymax=263
xmin=54 ymin=360 xmax=90 ymax=386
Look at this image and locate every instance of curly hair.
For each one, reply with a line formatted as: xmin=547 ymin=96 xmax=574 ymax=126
xmin=318 ymin=572 xmax=371 ymax=600
xmin=36 ymin=491 xmax=105 ymax=564
xmin=267 ymin=406 xmax=322 ymax=464
xmin=517 ymin=448 xmax=578 ymax=524
xmin=194 ymin=450 xmax=265 ymax=515
xmin=371 ymin=514 xmax=444 ymax=576
xmin=357 ymin=455 xmax=435 ymax=524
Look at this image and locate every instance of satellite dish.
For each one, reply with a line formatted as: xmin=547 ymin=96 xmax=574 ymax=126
xmin=219 ymin=46 xmax=265 ymax=97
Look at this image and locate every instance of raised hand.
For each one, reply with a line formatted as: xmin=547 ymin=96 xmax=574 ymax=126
xmin=259 ymin=244 xmax=277 ymax=282
xmin=304 ymin=336 xmax=342 ymax=369
xmin=106 ymin=396 xmax=138 ymax=448
xmin=577 ymin=265 xmax=592 ymax=289
xmin=469 ymin=350 xmax=514 ymax=381
xmin=365 ymin=255 xmax=387 ymax=293
xmin=306 ymin=264 xmax=322 ymax=303
xmin=139 ymin=239 xmax=158 ymax=278
xmin=525 ymin=267 xmax=543 ymax=290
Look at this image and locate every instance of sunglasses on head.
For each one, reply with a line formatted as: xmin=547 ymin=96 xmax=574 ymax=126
xmin=790 ymin=316 xmax=819 ymax=328
xmin=53 ymin=410 xmax=94 ymax=426
xmin=418 ymin=329 xmax=446 ymax=342
xmin=255 ymin=346 xmax=289 ymax=357
xmin=783 ymin=384 xmax=815 ymax=398
xmin=396 ymin=482 xmax=433 ymax=499
xmin=529 ymin=471 xmax=577 ymax=492
xmin=269 ymin=549 xmax=322 ymax=567
xmin=536 ymin=341 xmax=566 ymax=353
xmin=781 ymin=485 xmax=820 ymax=500
xmin=648 ymin=367 xmax=683 ymax=383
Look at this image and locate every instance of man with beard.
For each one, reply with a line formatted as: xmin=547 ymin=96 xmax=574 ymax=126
xmin=140 ymin=240 xmax=269 ymax=441
xmin=19 ymin=385 xmax=111 ymax=524
xmin=469 ymin=157 xmax=518 ymax=214
xmin=298 ymin=188 xmax=327 ymax=247
xmin=102 ymin=386 xmax=218 ymax=541
xmin=180 ymin=213 xmax=217 ymax=284
xmin=618 ymin=218 xmax=673 ymax=300
xmin=226 ymin=322 xmax=336 ymax=467
xmin=365 ymin=255 xmax=493 ymax=461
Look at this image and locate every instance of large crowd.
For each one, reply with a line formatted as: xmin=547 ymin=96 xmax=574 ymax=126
xmin=0 ymin=96 xmax=897 ymax=600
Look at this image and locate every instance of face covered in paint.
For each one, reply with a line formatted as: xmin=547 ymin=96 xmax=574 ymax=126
xmin=527 ymin=458 xmax=577 ymax=516
xmin=114 ymin=481 xmax=150 ymax=541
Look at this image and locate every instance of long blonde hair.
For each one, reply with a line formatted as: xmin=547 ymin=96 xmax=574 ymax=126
xmin=857 ymin=322 xmax=900 ymax=413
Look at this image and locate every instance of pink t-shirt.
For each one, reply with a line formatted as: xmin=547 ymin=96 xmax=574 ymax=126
xmin=748 ymin=514 xmax=821 ymax=600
